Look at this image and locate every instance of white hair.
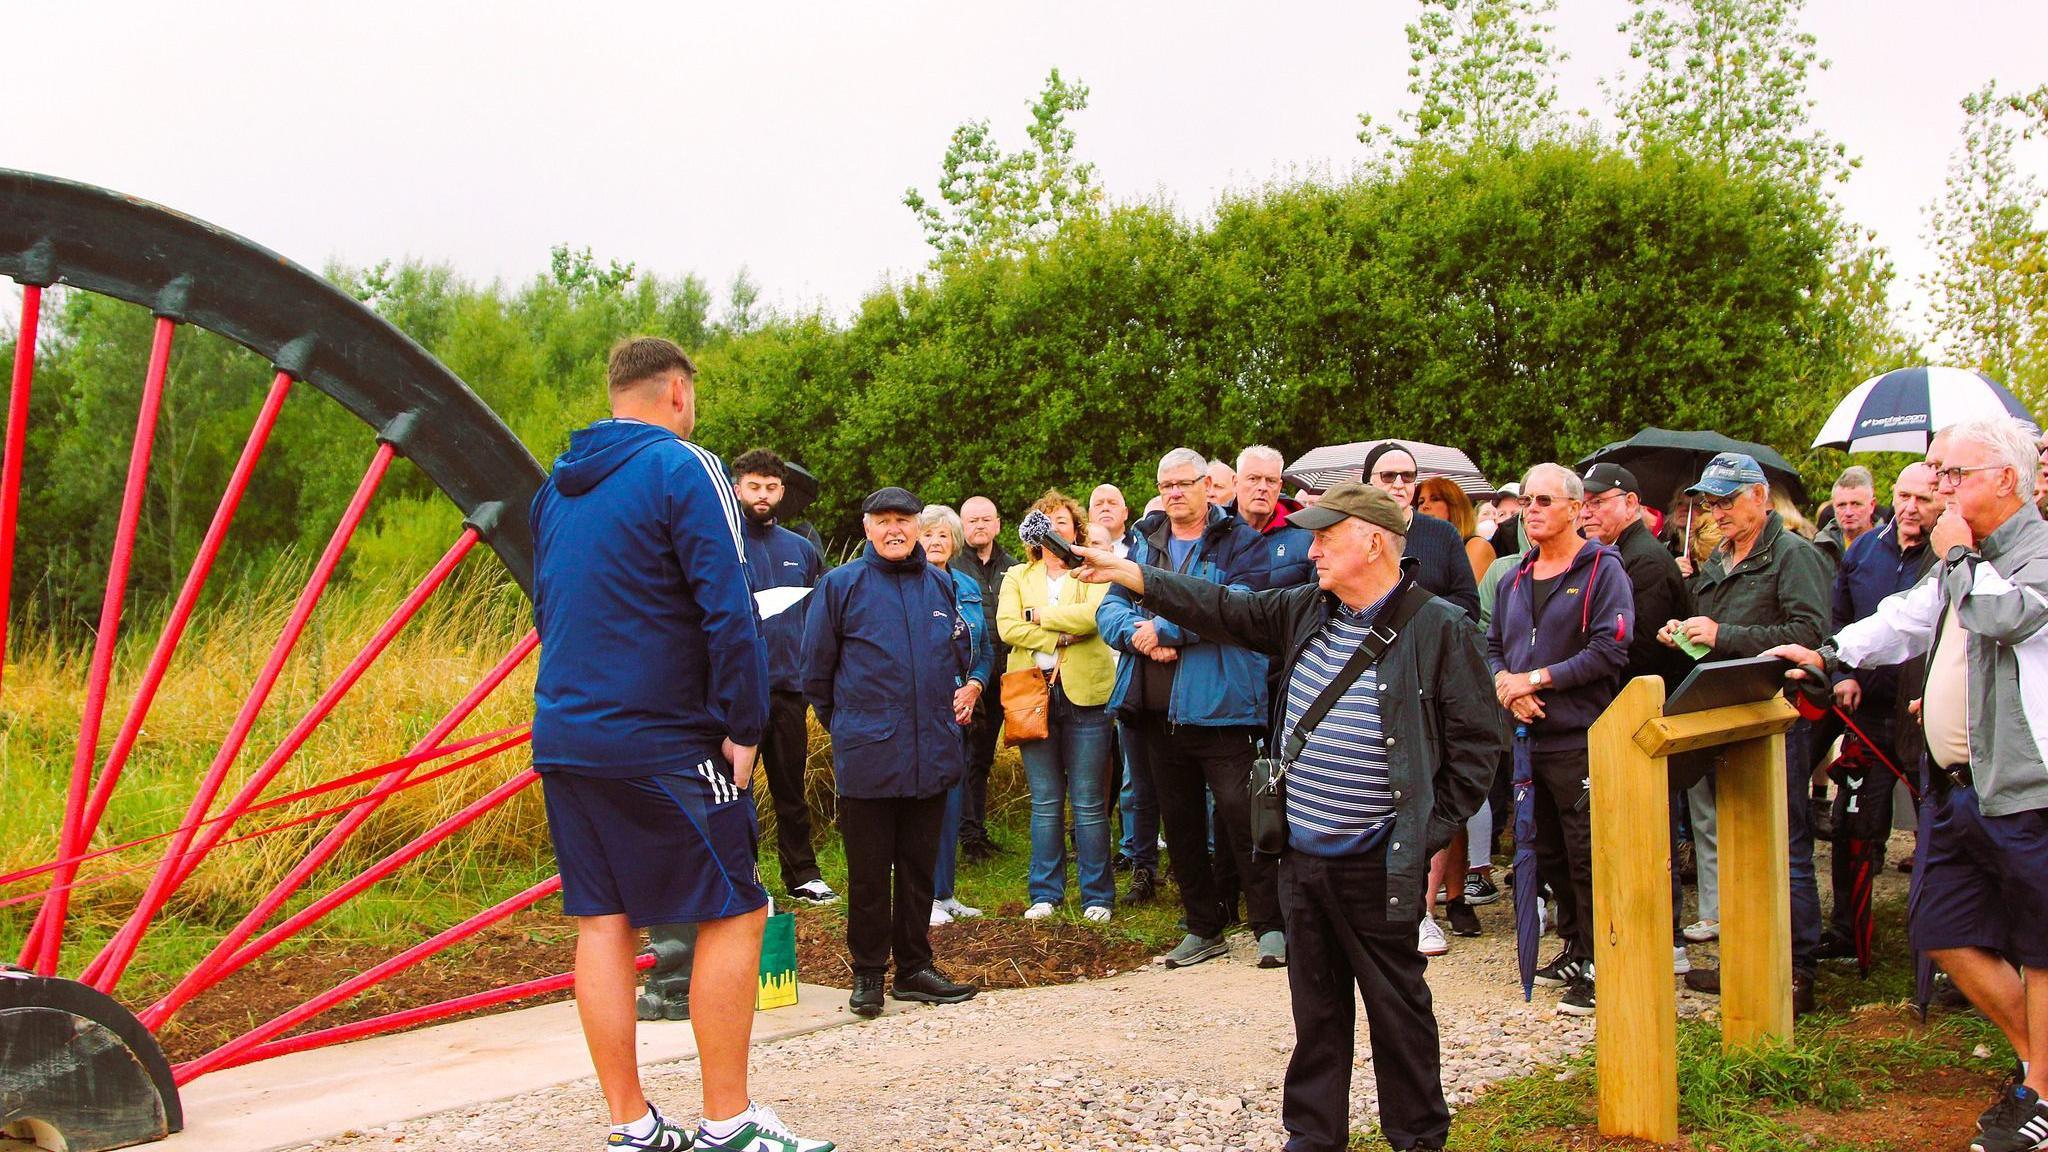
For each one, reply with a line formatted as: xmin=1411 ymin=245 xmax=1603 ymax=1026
xmin=917 ymin=504 xmax=964 ymax=554
xmin=1158 ymin=447 xmax=1208 ymax=480
xmin=1946 ymin=416 xmax=2040 ymax=500
xmin=1521 ymin=462 xmax=1585 ymax=501
xmin=1236 ymin=444 xmax=1285 ymax=474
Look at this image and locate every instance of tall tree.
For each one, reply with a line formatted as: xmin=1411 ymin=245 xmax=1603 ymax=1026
xmin=1361 ymin=0 xmax=1565 ymax=151
xmin=1608 ymin=0 xmax=1850 ymax=190
xmin=1923 ymin=82 xmax=2048 ymax=411
xmin=903 ymin=69 xmax=1101 ymax=261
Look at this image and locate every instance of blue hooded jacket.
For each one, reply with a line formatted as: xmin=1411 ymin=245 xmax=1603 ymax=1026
xmin=742 ymin=517 xmax=826 ymax=693
xmin=530 ymin=420 xmax=769 ymax=777
xmin=952 ymin=567 xmax=998 ymax=689
xmin=803 ymin=544 xmax=973 ymax=799
xmin=1485 ymin=539 xmax=1634 ymax=753
xmin=1099 ymin=505 xmax=1270 ymax=727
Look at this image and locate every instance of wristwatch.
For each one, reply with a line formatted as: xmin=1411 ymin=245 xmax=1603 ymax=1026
xmin=1945 ymin=544 xmax=1972 ymax=569
xmin=1529 ymin=668 xmax=1548 ymax=688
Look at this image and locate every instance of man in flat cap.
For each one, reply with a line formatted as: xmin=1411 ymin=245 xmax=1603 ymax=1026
xmin=1072 ymin=482 xmax=1504 ymax=1152
xmin=802 ymin=486 xmax=979 ymax=1019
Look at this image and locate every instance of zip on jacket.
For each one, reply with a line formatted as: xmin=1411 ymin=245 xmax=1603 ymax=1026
xmin=1485 ymin=539 xmax=1634 ymax=752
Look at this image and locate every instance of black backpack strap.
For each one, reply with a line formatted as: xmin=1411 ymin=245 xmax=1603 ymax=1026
xmin=1283 ymin=579 xmax=1432 ymax=763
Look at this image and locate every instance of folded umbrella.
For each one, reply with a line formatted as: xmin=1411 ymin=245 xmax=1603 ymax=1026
xmin=1512 ymin=724 xmax=1540 ymax=1002
xmin=1578 ymin=427 xmax=1808 ymax=513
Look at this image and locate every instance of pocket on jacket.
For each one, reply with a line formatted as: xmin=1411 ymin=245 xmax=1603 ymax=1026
xmin=832 ymin=708 xmax=898 ymax=750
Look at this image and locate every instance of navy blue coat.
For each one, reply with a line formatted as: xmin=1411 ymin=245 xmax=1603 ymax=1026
xmin=803 ymin=544 xmax=972 ymax=800
xmin=1100 ymin=506 xmax=1270 ymax=727
xmin=742 ymin=517 xmax=826 ymax=693
xmin=1485 ymin=540 xmax=1635 ymax=753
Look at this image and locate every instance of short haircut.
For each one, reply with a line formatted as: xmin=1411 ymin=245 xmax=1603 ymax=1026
xmin=1833 ymin=465 xmax=1875 ymax=492
xmin=1026 ymin=488 xmax=1084 ymax=561
xmin=1947 ymin=415 xmax=2041 ymax=500
xmin=917 ymin=504 xmax=965 ymax=556
xmin=608 ymin=336 xmax=695 ymax=393
xmin=1416 ymin=476 xmax=1477 ymax=538
xmin=731 ymin=448 xmax=787 ymax=482
xmin=1158 ymin=447 xmax=1207 ymax=480
xmin=1236 ymin=444 xmax=1285 ymax=474
xmin=1521 ymin=462 xmax=1585 ymax=501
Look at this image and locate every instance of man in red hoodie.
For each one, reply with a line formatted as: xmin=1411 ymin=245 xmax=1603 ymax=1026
xmin=1233 ymin=445 xmax=1317 ymax=590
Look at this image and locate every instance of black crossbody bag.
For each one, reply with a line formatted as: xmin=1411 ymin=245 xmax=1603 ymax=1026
xmin=1250 ymin=578 xmax=1433 ymax=858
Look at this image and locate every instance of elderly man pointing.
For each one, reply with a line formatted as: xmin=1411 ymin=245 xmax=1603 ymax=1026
xmin=1071 ymin=482 xmax=1503 ymax=1152
xmin=1768 ymin=417 xmax=2048 ymax=1152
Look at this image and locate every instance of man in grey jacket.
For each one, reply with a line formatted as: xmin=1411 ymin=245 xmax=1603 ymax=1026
xmin=1770 ymin=416 xmax=2048 ymax=1152
xmin=1071 ymin=483 xmax=1503 ymax=1152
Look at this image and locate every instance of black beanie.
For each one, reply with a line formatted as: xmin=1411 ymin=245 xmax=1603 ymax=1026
xmin=1358 ymin=441 xmax=1411 ymax=481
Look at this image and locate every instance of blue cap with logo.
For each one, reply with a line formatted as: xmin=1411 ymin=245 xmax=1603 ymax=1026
xmin=1685 ymin=452 xmax=1768 ymax=498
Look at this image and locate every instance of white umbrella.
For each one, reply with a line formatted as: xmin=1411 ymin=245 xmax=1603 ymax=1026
xmin=1284 ymin=439 xmax=1491 ymax=496
xmin=1812 ymin=366 xmax=2037 ymax=453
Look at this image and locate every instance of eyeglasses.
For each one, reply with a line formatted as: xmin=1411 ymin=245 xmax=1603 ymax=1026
xmin=1935 ymin=464 xmax=2007 ymax=487
xmin=1583 ymin=490 xmax=1626 ymax=508
xmin=1698 ymin=494 xmax=1738 ymax=511
xmin=1524 ymin=493 xmax=1579 ymax=509
xmin=1372 ymin=470 xmax=1418 ymax=485
xmin=1158 ymin=479 xmax=1204 ymax=494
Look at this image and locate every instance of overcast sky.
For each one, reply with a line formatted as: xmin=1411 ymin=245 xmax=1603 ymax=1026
xmin=7 ymin=1 xmax=2046 ymax=344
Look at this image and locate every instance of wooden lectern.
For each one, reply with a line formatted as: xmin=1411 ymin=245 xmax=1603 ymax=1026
xmin=1586 ymin=675 xmax=1800 ymax=1143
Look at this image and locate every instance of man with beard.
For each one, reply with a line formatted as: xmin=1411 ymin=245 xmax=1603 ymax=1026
xmin=733 ymin=449 xmax=835 ymax=905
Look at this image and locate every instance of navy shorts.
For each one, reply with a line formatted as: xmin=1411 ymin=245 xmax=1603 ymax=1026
xmin=540 ymin=761 xmax=770 ymax=928
xmin=1910 ymin=784 xmax=2048 ymax=969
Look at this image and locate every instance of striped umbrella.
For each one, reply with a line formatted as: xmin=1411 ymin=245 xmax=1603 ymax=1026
xmin=1812 ymin=367 xmax=2037 ymax=453
xmin=1284 ymin=439 xmax=1492 ymax=497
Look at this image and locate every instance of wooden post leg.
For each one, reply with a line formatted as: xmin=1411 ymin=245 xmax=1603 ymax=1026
xmin=1590 ymin=677 xmax=1677 ymax=1142
xmin=1716 ymin=732 xmax=1793 ymax=1050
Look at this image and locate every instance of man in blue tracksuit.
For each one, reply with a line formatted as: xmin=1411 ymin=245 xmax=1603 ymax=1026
xmin=731 ymin=447 xmax=834 ymax=905
xmin=1486 ymin=463 xmax=1634 ymax=1019
xmin=803 ymin=487 xmax=979 ymax=1018
xmin=530 ymin=337 xmax=830 ymax=1152
xmin=1100 ymin=448 xmax=1282 ymax=969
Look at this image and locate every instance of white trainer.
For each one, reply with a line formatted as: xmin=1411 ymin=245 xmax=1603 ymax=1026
xmin=1417 ymin=915 xmax=1450 ymax=957
xmin=1024 ymin=902 xmax=1056 ymax=920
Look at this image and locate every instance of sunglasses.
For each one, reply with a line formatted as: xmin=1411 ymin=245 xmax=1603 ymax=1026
xmin=1524 ymin=493 xmax=1579 ymax=509
xmin=1372 ymin=470 xmax=1418 ymax=485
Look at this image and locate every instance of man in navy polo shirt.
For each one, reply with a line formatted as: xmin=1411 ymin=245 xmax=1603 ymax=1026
xmin=530 ymin=337 xmax=831 ymax=1152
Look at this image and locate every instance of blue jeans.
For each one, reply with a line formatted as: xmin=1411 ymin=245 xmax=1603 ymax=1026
xmin=934 ymin=781 xmax=964 ymax=901
xmin=1022 ymin=690 xmax=1116 ymax=909
xmin=1116 ymin=720 xmax=1159 ymax=871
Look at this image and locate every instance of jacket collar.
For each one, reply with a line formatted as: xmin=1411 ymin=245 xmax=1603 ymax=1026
xmin=1981 ymin=503 xmax=2048 ymax=568
xmin=1138 ymin=504 xmax=1231 ymax=553
xmin=861 ymin=542 xmax=930 ymax=575
xmin=1716 ymin=511 xmax=1787 ymax=576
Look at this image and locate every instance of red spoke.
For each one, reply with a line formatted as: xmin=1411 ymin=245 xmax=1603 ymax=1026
xmin=83 ymin=443 xmax=397 ymax=989
xmin=75 ymin=372 xmax=294 ymax=865
xmin=0 ymin=282 xmax=43 ymax=700
xmin=173 ymin=875 xmax=563 ymax=1085
xmin=203 ymin=954 xmax=656 ymax=1075
xmin=24 ymin=315 xmax=173 ymax=975
xmin=146 ymin=631 xmax=537 ymax=1026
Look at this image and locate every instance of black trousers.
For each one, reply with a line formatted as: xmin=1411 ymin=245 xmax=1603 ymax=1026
xmin=1531 ymin=746 xmax=1596 ymax=964
xmin=962 ymin=696 xmax=1002 ymax=846
xmin=839 ymin=793 xmax=946 ymax=977
xmin=1128 ymin=713 xmax=1281 ymax=938
xmin=760 ymin=691 xmax=822 ymax=889
xmin=1279 ymin=849 xmax=1449 ymax=1152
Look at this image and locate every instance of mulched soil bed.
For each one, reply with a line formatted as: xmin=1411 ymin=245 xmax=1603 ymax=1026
xmin=151 ymin=905 xmax=1149 ymax=1064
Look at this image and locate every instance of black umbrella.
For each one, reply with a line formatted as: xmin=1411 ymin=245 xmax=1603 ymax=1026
xmin=1577 ymin=428 xmax=1809 ymax=513
xmin=779 ymin=462 xmax=821 ymax=522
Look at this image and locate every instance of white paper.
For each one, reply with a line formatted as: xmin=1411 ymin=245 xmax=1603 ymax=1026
xmin=754 ymin=585 xmax=812 ymax=620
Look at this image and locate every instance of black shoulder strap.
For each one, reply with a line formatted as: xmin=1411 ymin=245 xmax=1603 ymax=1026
xmin=1284 ymin=579 xmax=1432 ymax=762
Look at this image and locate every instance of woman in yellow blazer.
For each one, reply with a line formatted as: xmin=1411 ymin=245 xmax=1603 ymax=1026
xmin=997 ymin=490 xmax=1118 ymax=922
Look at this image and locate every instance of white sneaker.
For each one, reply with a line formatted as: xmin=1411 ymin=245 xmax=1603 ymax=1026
xmin=1082 ymin=905 xmax=1111 ymax=924
xmin=929 ymin=901 xmax=953 ymax=926
xmin=1024 ymin=902 xmax=1056 ymax=920
xmin=1682 ymin=918 xmax=1720 ymax=942
xmin=789 ymin=879 xmax=839 ymax=905
xmin=940 ymin=897 xmax=982 ymax=919
xmin=1417 ymin=915 xmax=1450 ymax=957
xmin=1673 ymin=945 xmax=1692 ymax=975
xmin=696 ymin=1102 xmax=834 ymax=1151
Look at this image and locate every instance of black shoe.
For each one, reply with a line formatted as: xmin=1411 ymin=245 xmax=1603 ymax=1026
xmin=1447 ymin=900 xmax=1483 ymax=937
xmin=1128 ymin=866 xmax=1157 ymax=904
xmin=1816 ymin=929 xmax=1858 ymax=962
xmin=891 ymin=966 xmax=977 ymax=1004
xmin=1793 ymin=968 xmax=1816 ymax=1017
xmin=1534 ymin=949 xmax=1587 ymax=988
xmin=1683 ymin=966 xmax=1721 ymax=995
xmin=1979 ymin=1063 xmax=2027 ymax=1134
xmin=1462 ymin=872 xmax=1502 ymax=906
xmin=1558 ymin=976 xmax=1596 ymax=1017
xmin=849 ymin=973 xmax=884 ymax=1018
xmin=1972 ymin=1083 xmax=2048 ymax=1152
xmin=1811 ymin=797 xmax=1835 ymax=843
xmin=1113 ymin=853 xmax=1136 ymax=873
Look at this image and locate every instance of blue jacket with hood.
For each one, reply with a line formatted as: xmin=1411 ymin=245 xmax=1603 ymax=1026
xmin=802 ymin=544 xmax=973 ymax=799
xmin=1098 ymin=505 xmax=1270 ymax=727
xmin=530 ymin=420 xmax=769 ymax=777
xmin=742 ymin=516 xmax=826 ymax=694
xmin=1484 ymin=539 xmax=1635 ymax=753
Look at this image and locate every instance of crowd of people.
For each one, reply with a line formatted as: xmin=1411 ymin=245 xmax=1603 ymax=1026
xmin=525 ymin=336 xmax=2048 ymax=1152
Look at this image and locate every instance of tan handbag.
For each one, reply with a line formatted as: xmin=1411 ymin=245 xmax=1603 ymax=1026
xmin=1000 ymin=664 xmax=1058 ymax=746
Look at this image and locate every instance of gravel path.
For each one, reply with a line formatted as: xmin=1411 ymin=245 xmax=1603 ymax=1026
xmin=292 ymin=895 xmax=1702 ymax=1152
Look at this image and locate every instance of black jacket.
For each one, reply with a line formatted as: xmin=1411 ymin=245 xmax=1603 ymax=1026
xmin=1137 ymin=564 xmax=1506 ymax=922
xmin=1612 ymin=518 xmax=1696 ymax=688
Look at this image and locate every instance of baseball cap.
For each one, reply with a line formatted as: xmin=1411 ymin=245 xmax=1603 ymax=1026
xmin=1581 ymin=463 xmax=1639 ymax=496
xmin=861 ymin=486 xmax=922 ymax=515
xmin=1685 ymin=453 xmax=1768 ymax=498
xmin=1286 ymin=482 xmax=1409 ymax=535
xmin=1496 ymin=482 xmax=1522 ymax=498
